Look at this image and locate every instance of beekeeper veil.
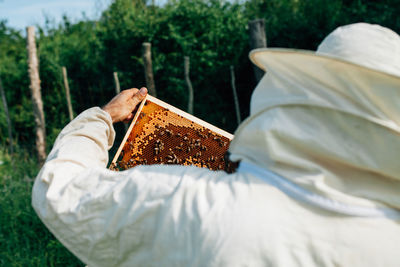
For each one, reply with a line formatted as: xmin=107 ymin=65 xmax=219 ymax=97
xmin=229 ymin=23 xmax=400 ymax=211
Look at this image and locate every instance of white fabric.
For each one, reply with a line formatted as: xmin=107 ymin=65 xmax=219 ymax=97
xmin=241 ymin=24 xmax=400 ymax=210
xmin=32 ymin=23 xmax=400 ymax=266
xmin=32 ymin=107 xmax=400 ymax=267
xmin=239 ymin=161 xmax=400 ymax=219
xmin=317 ymin=23 xmax=400 ymax=77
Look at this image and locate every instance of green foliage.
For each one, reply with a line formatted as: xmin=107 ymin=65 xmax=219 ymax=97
xmin=0 ymin=21 xmax=33 ymax=148
xmin=94 ymin=0 xmax=250 ymax=131
xmin=0 ymin=148 xmax=83 ymax=266
xmin=1 ymin=0 xmax=400 ymax=264
xmin=1 ymin=0 xmax=400 ymax=151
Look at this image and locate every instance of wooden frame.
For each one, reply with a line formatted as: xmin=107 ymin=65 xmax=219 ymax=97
xmin=111 ymin=95 xmax=234 ymax=166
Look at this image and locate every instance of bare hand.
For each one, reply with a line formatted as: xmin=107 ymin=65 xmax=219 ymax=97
xmin=102 ymin=87 xmax=148 ymax=123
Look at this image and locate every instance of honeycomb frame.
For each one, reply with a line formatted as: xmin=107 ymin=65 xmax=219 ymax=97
xmin=110 ymin=95 xmax=234 ymax=171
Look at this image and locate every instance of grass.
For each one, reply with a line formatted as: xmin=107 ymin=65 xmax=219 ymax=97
xmin=0 ymin=148 xmax=83 ymax=266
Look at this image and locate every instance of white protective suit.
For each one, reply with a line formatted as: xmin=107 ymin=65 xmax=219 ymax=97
xmin=33 ymin=23 xmax=400 ymax=267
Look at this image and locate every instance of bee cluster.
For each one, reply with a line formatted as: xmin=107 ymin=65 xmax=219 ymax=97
xmin=110 ymin=104 xmax=232 ymax=172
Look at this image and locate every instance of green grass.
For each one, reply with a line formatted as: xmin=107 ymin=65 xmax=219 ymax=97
xmin=0 ymin=148 xmax=83 ymax=266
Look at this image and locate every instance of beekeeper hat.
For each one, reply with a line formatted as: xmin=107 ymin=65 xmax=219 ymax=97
xmin=246 ymin=23 xmax=400 ymax=125
xmin=229 ymin=23 xmax=400 ymax=215
xmin=250 ymin=23 xmax=400 ymax=78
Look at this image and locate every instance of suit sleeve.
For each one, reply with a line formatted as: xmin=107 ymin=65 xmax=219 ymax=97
xmin=31 ymin=107 xmax=203 ymax=266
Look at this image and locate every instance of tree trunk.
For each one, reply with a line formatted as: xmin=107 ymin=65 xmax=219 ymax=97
xmin=230 ymin=65 xmax=241 ymax=126
xmin=184 ymin=56 xmax=194 ymax=115
xmin=248 ymin=19 xmax=267 ymax=83
xmin=27 ymin=26 xmax=46 ymax=164
xmin=0 ymin=76 xmax=14 ymax=154
xmin=142 ymin=42 xmax=157 ymax=97
xmin=62 ymin=66 xmax=74 ymax=121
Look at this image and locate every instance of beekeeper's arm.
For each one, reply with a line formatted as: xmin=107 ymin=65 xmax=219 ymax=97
xmin=31 ymin=88 xmax=214 ymax=266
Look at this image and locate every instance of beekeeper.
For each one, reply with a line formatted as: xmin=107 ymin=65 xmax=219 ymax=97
xmin=32 ymin=23 xmax=400 ymax=267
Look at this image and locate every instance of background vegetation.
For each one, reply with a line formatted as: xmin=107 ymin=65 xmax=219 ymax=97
xmin=1 ymin=0 xmax=400 ymax=265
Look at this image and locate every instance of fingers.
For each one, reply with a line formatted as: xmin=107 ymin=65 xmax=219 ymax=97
xmin=129 ymin=87 xmax=147 ymax=108
xmin=126 ymin=113 xmax=134 ymax=120
xmin=120 ymin=88 xmax=138 ymax=99
xmin=104 ymin=87 xmax=147 ymax=124
xmin=121 ymin=87 xmax=147 ymax=123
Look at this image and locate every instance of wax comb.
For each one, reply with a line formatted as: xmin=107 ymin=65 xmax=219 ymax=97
xmin=110 ymin=95 xmax=234 ymax=171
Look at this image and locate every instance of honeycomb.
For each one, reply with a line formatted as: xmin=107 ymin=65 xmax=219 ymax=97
xmin=110 ymin=95 xmax=235 ymax=172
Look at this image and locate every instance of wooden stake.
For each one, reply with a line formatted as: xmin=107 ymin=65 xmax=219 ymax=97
xmin=113 ymin=72 xmax=128 ymax=131
xmin=230 ymin=65 xmax=241 ymax=126
xmin=0 ymin=76 xmax=13 ymax=154
xmin=27 ymin=26 xmax=46 ymax=164
xmin=142 ymin=42 xmax=157 ymax=97
xmin=184 ymin=56 xmax=194 ymax=115
xmin=113 ymin=72 xmax=121 ymax=94
xmin=62 ymin=66 xmax=74 ymax=121
xmin=248 ymin=19 xmax=267 ymax=83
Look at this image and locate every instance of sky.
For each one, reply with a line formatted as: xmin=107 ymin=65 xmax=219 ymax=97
xmin=0 ymin=0 xmax=111 ymax=31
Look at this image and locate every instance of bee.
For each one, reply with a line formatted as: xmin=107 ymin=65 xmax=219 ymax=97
xmin=109 ymin=162 xmax=118 ymax=171
xmin=119 ymin=161 xmax=128 ymax=170
xmin=194 ymin=139 xmax=201 ymax=147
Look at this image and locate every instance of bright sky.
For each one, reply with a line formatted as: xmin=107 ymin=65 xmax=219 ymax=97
xmin=0 ymin=0 xmax=111 ymax=30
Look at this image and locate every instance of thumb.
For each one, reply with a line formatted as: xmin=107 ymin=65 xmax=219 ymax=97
xmin=129 ymin=87 xmax=147 ymax=108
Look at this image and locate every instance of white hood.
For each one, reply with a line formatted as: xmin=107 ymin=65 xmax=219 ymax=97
xmin=229 ymin=49 xmax=400 ymax=210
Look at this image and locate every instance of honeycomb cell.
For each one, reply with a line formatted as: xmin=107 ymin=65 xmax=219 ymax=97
xmin=110 ymin=96 xmax=234 ymax=172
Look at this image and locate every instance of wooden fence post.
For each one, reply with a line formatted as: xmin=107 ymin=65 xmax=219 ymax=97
xmin=142 ymin=42 xmax=157 ymax=97
xmin=0 ymin=75 xmax=14 ymax=154
xmin=113 ymin=72 xmax=128 ymax=131
xmin=184 ymin=56 xmax=194 ymax=114
xmin=113 ymin=72 xmax=121 ymax=94
xmin=230 ymin=65 xmax=241 ymax=126
xmin=248 ymin=19 xmax=267 ymax=83
xmin=62 ymin=66 xmax=74 ymax=121
xmin=27 ymin=26 xmax=46 ymax=164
